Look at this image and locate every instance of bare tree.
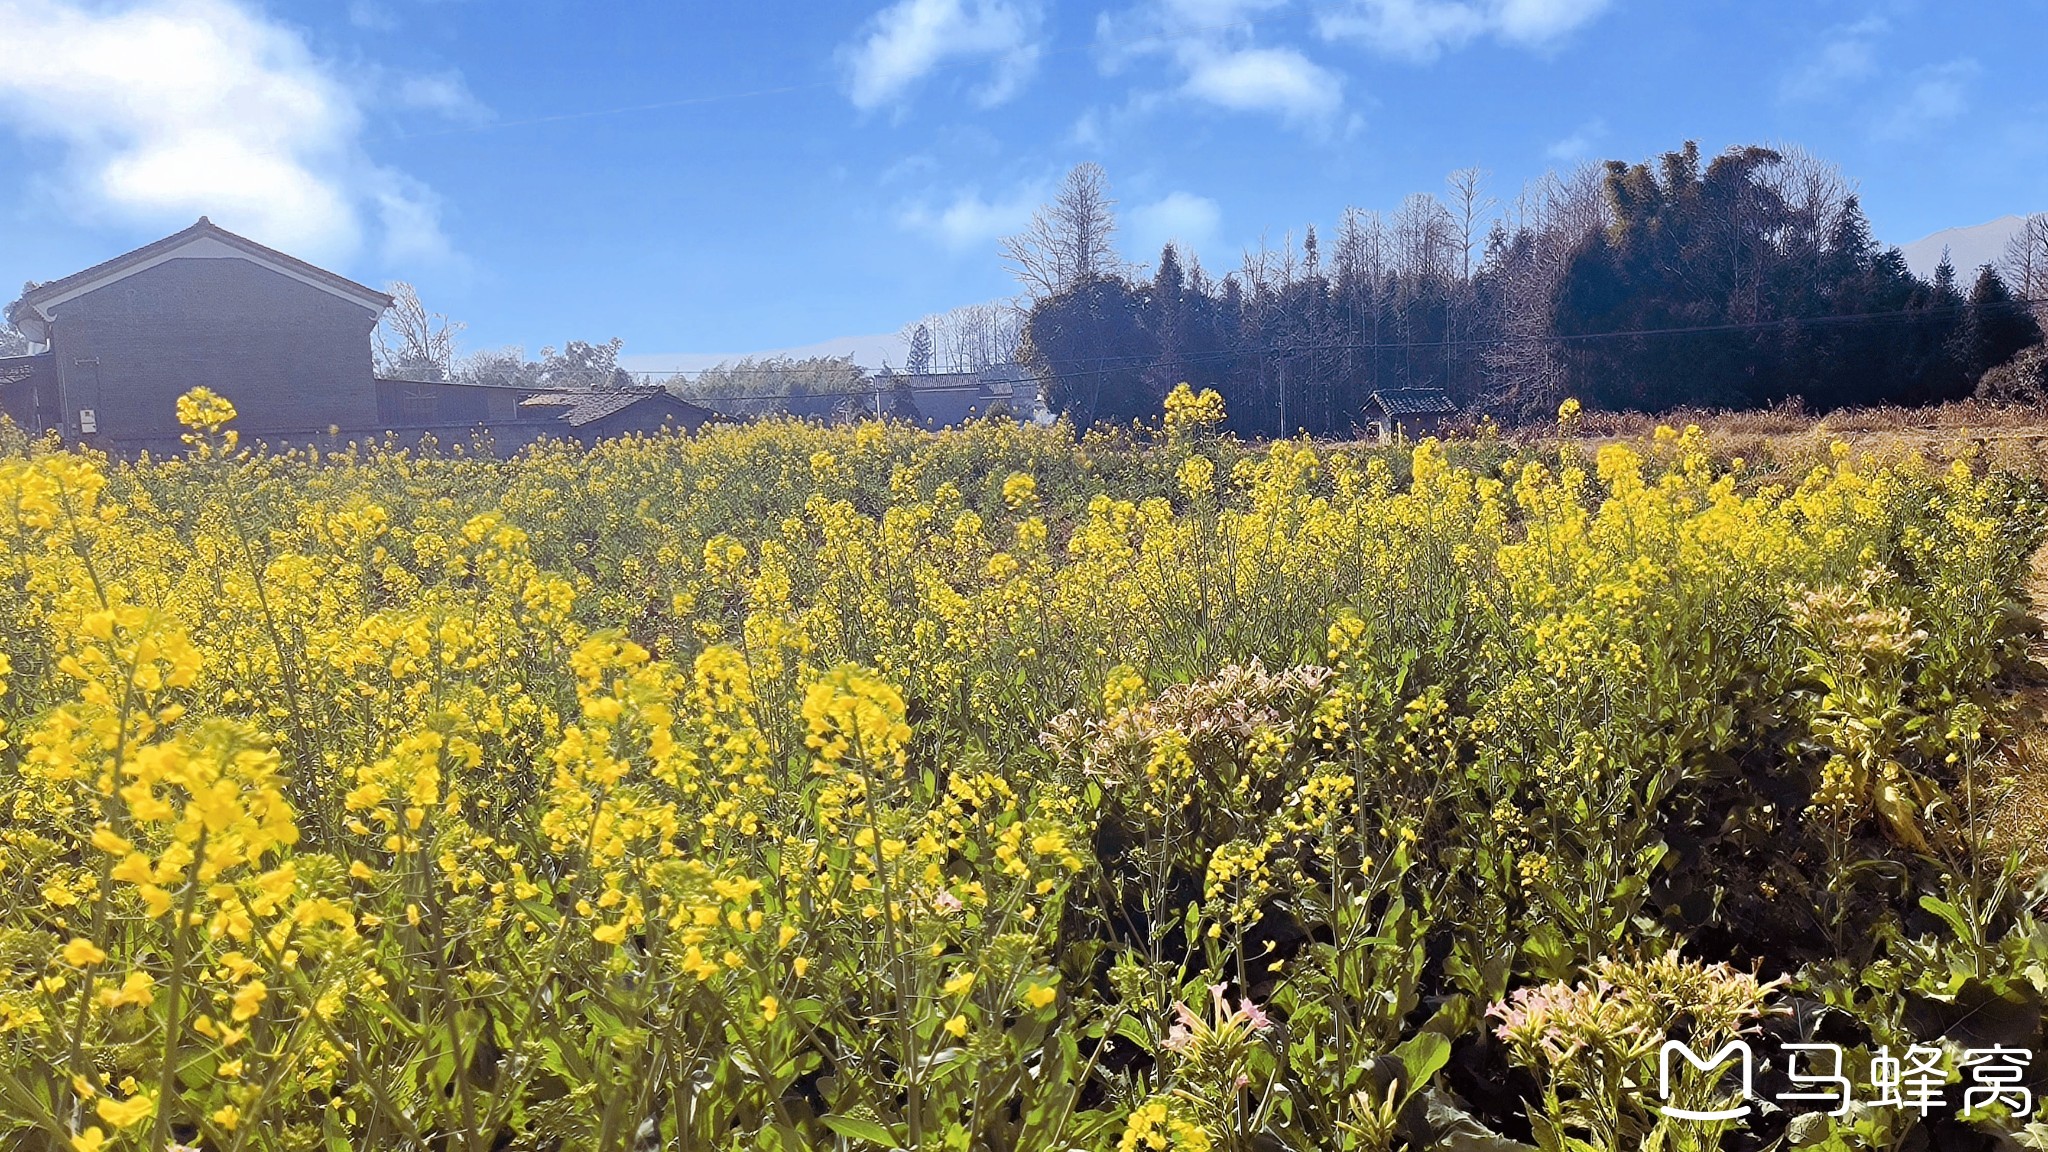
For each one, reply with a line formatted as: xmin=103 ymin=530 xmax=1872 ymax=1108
xmin=1002 ymin=163 xmax=1123 ymax=298
xmin=1481 ymin=164 xmax=1610 ymax=416
xmin=916 ymin=301 xmax=1025 ymax=372
xmin=1762 ymin=145 xmax=1856 ymax=247
xmin=1510 ymin=163 xmax=1610 ymax=246
xmin=1446 ymin=167 xmax=1497 ymax=282
xmin=2003 ymin=213 xmax=2048 ymax=323
xmin=375 ymin=282 xmax=465 ymax=382
xmin=1238 ymin=231 xmax=1281 ymax=298
xmin=1331 ymin=207 xmax=1388 ymax=400
xmin=1391 ymin=193 xmax=1458 ymax=284
xmin=454 ymin=337 xmax=630 ymax=391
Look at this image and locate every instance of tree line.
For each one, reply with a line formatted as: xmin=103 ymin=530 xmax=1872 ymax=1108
xmin=1009 ymin=149 xmax=2047 ymax=432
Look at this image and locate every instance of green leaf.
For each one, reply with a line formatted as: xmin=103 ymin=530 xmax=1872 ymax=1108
xmin=1917 ymin=894 xmax=1973 ymax=942
xmin=820 ymin=1114 xmax=901 ymax=1148
xmin=1521 ymin=923 xmax=1573 ymax=980
xmin=1391 ymin=1031 xmax=1452 ymax=1090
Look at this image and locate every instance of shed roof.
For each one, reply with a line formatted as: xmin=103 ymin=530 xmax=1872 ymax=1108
xmin=0 ymin=353 xmax=50 ymax=388
xmin=1368 ymin=388 xmax=1457 ymax=416
xmin=517 ymin=389 xmax=719 ymax=429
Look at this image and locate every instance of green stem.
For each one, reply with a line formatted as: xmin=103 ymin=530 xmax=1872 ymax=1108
xmin=149 ymin=827 xmax=208 ymax=1152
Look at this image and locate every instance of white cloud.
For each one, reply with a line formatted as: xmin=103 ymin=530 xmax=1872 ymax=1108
xmin=1128 ymin=191 xmax=1223 ymax=262
xmin=899 ymin=184 xmax=1044 ymax=252
xmin=1180 ymin=45 xmax=1344 ymax=124
xmin=1152 ymin=0 xmax=1290 ymax=27
xmin=1544 ymin=116 xmax=1605 ymax=161
xmin=0 ymin=0 xmax=460 ymax=267
xmin=1492 ymin=0 xmax=1612 ymax=42
xmin=1097 ymin=1 xmax=1345 ymax=131
xmin=1782 ymin=16 xmax=1886 ymax=101
xmin=368 ymin=171 xmax=454 ymax=266
xmin=394 ymin=73 xmax=489 ymax=124
xmin=1315 ymin=0 xmax=1614 ymax=61
xmin=1876 ymin=58 xmax=1978 ymax=139
xmin=843 ymin=0 xmax=1046 ymax=110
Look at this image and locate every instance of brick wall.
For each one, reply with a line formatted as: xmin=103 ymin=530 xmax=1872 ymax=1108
xmin=45 ymin=258 xmax=381 ymax=445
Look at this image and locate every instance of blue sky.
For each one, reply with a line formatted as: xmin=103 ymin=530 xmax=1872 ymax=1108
xmin=0 ymin=0 xmax=2043 ymax=370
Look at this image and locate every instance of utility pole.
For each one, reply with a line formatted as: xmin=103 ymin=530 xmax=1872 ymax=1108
xmin=1278 ymin=357 xmax=1287 ymax=435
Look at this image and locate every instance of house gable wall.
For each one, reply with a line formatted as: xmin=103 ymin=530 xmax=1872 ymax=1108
xmin=46 ymin=257 xmax=381 ymax=443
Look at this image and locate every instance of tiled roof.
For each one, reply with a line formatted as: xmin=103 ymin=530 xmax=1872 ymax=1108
xmin=17 ymin=218 xmax=392 ymax=312
xmin=517 ymin=389 xmax=718 ymax=428
xmin=1368 ymin=388 xmax=1457 ymax=416
xmin=0 ymin=353 xmax=50 ymax=387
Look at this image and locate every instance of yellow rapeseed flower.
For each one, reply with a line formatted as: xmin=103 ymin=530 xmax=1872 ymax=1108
xmin=94 ymin=1093 xmax=154 ymax=1129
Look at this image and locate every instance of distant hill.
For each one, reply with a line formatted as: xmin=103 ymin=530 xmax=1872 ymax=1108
xmin=1900 ymin=215 xmax=2028 ymax=279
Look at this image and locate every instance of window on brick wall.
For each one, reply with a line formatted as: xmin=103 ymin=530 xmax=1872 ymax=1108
xmin=400 ymin=384 xmax=436 ymax=423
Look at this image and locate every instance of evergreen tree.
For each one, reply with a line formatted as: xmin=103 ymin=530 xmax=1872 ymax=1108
xmin=1017 ymin=146 xmax=1999 ymax=429
xmin=906 ymin=324 xmax=935 ymax=375
xmin=1952 ymin=266 xmax=2043 ymax=387
xmin=1023 ymin=278 xmax=1157 ymax=425
xmin=887 ymin=370 xmax=925 ymax=422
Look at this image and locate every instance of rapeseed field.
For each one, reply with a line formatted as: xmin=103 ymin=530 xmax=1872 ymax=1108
xmin=2 ymin=385 xmax=2044 ymax=1151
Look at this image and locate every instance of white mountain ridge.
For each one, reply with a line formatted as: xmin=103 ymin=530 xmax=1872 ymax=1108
xmin=1898 ymin=215 xmax=2029 ymax=281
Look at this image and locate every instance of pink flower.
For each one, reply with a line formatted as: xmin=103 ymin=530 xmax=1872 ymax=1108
xmin=1163 ymin=1001 xmax=1201 ymax=1052
xmin=1207 ymin=982 xmax=1272 ymax=1031
xmin=1208 ymin=983 xmax=1232 ymax=1016
xmin=932 ymin=891 xmax=963 ymax=914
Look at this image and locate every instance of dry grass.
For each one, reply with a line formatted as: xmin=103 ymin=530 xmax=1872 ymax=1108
xmin=1986 ymin=738 xmax=2048 ymax=870
xmin=1506 ymin=399 xmax=2048 ymax=484
xmin=1984 ymin=542 xmax=2048 ymax=870
xmin=1564 ymin=398 xmax=2048 ymax=439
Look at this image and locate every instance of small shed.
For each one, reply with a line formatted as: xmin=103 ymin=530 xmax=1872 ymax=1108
xmin=514 ymin=389 xmax=722 ymax=446
xmin=878 ymin=365 xmax=1052 ymax=430
xmin=0 ymin=353 xmax=57 ymax=433
xmin=1366 ymin=388 xmax=1457 ymax=444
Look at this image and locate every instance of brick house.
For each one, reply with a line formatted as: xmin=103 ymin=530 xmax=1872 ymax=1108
xmin=5 ymin=217 xmax=393 ymax=452
xmin=2 ymin=218 xmax=719 ymax=453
